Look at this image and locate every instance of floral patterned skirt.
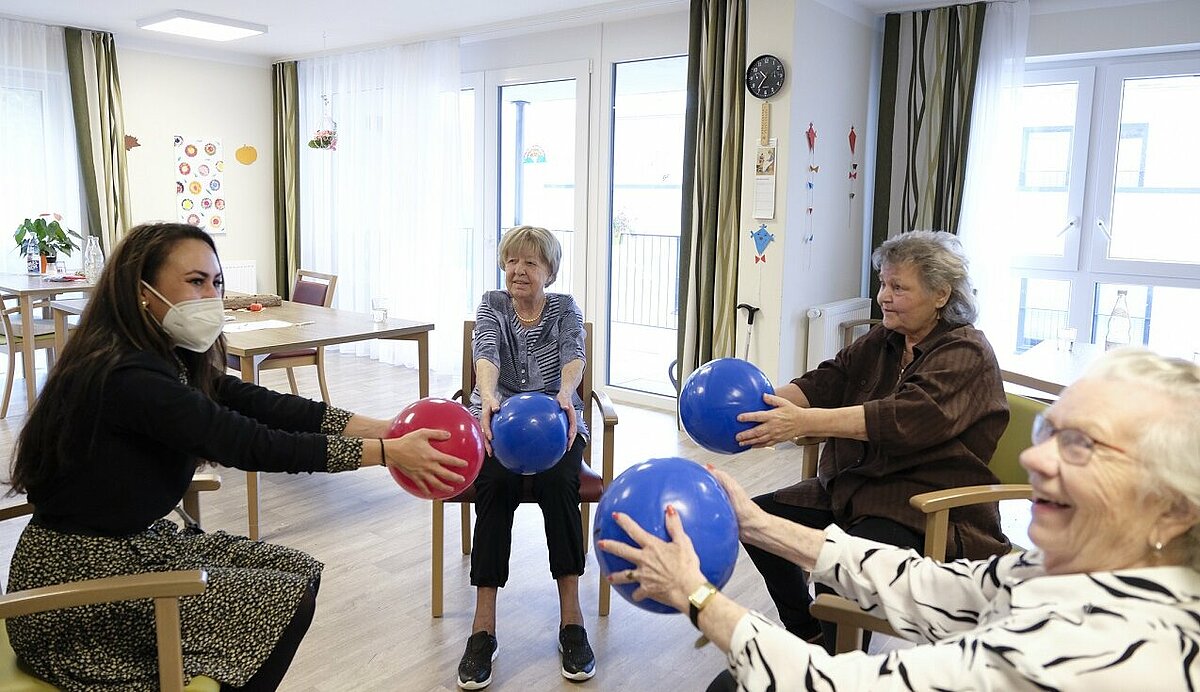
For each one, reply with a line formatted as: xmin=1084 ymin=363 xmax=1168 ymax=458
xmin=6 ymin=519 xmax=322 ymax=692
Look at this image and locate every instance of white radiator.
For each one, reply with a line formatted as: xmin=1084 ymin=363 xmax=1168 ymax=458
xmin=223 ymin=260 xmax=257 ymax=294
xmin=806 ymin=297 xmax=872 ymax=370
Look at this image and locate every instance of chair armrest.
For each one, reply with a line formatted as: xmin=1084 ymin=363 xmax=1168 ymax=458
xmin=0 ymin=570 xmax=208 ymax=620
xmin=590 ymin=389 xmax=618 ymax=427
xmin=187 ymin=473 xmax=222 ymax=494
xmin=911 ymin=484 xmax=1032 ymax=561
xmin=910 ymin=484 xmax=1032 ymax=514
xmin=809 ymin=593 xmax=899 ymax=654
xmin=590 ymin=389 xmax=618 ymax=484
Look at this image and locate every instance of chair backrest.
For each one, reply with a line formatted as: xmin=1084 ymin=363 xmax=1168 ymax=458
xmin=292 ymin=270 xmax=337 ymax=307
xmin=841 ymin=318 xmax=881 ymax=349
xmin=0 ymin=296 xmax=55 ymax=349
xmin=460 ymin=320 xmax=596 ymax=433
xmin=989 ymin=392 xmax=1049 ymax=484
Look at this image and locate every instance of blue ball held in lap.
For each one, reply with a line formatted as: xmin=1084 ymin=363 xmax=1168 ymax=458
xmin=678 ymin=357 xmax=774 ymax=454
xmin=490 ymin=392 xmax=569 ymax=475
xmin=594 ymin=456 xmax=739 ymax=613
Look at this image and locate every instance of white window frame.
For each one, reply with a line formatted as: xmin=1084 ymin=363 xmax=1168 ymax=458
xmin=482 ymin=59 xmax=592 ymax=305
xmin=1013 ymin=51 xmax=1200 ymax=345
xmin=1085 ymin=54 xmax=1200 ymax=281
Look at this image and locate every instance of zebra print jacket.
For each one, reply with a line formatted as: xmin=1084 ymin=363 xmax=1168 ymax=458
xmin=725 ymin=525 xmax=1200 ymax=690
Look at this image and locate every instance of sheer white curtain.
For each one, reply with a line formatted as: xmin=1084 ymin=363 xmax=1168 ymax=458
xmin=0 ymin=19 xmax=82 ymax=274
xmin=298 ymin=39 xmax=468 ymax=375
xmin=958 ymin=1 xmax=1029 ymax=355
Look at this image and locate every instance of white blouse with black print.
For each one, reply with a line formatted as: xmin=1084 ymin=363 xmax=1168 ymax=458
xmin=725 ymin=525 xmax=1200 ymax=690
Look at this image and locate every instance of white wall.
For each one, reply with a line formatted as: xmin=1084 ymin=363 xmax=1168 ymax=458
xmin=118 ymin=48 xmax=277 ymax=292
xmin=1028 ymin=0 xmax=1200 ymax=59
xmin=737 ymin=0 xmax=876 ymax=385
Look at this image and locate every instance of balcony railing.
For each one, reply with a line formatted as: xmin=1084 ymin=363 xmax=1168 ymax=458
xmin=610 ymin=232 xmax=680 ymax=329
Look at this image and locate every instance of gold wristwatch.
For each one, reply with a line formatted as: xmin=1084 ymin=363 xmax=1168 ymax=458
xmin=687 ymin=581 xmax=719 ymax=629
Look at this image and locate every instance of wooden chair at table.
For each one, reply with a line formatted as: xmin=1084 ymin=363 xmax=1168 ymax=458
xmin=808 ymin=391 xmax=1047 ymax=653
xmin=0 ymin=296 xmax=60 ymax=418
xmin=430 ymin=320 xmax=618 ymax=618
xmin=227 ymin=270 xmax=337 ymax=402
xmin=0 ymin=476 xmax=224 ymax=691
xmin=793 ymin=318 xmax=884 ymax=479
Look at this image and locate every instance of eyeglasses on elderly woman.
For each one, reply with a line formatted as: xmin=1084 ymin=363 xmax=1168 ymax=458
xmin=1031 ymin=412 xmax=1132 ymax=466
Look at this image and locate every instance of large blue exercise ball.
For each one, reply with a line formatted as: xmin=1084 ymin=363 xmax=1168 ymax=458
xmin=491 ymin=392 xmax=570 ymax=475
xmin=593 ymin=457 xmax=739 ymax=613
xmin=678 ymin=358 xmax=774 ymax=454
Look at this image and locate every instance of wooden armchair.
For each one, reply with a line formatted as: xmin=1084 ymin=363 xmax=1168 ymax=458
xmin=809 ymin=391 xmax=1047 ymax=653
xmin=0 ymin=296 xmax=59 ymax=417
xmin=1 ymin=476 xmax=224 ymax=691
xmin=431 ymin=321 xmax=618 ymax=618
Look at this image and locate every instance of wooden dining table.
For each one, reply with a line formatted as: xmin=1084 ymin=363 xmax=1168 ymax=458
xmin=998 ymin=339 xmax=1105 ymax=397
xmin=51 ymin=298 xmax=434 ymax=540
xmin=0 ymin=273 xmax=96 ymax=406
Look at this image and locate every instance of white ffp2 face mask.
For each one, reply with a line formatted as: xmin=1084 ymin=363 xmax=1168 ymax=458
xmin=141 ymin=281 xmax=225 ymax=353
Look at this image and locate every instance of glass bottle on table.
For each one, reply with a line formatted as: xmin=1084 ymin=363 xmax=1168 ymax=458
xmin=82 ymin=236 xmax=105 ymax=281
xmin=1104 ymin=289 xmax=1132 ymax=351
xmin=25 ymin=239 xmax=40 ymax=274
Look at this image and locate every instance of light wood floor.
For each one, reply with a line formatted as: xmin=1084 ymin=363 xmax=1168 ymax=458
xmin=0 ymin=352 xmax=808 ymax=691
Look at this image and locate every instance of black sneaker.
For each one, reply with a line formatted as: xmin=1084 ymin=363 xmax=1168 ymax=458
xmin=457 ymin=631 xmax=498 ymax=690
xmin=558 ymin=624 xmax=596 ymax=681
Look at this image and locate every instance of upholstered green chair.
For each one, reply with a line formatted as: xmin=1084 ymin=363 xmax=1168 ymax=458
xmin=810 ymin=391 xmax=1049 ymax=653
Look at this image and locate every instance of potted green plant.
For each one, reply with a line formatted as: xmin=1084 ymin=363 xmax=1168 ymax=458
xmin=14 ymin=213 xmax=82 ymax=272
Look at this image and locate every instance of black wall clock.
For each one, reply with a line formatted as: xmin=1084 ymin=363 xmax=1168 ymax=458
xmin=746 ymin=54 xmax=785 ymax=100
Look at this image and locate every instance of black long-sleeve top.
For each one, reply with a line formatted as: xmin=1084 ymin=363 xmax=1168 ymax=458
xmin=28 ymin=350 xmax=358 ymax=536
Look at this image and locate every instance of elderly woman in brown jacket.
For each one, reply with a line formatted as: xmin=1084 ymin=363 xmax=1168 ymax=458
xmin=735 ymin=230 xmax=1009 ymax=650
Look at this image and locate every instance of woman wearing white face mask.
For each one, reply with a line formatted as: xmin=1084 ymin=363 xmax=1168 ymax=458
xmin=8 ymin=222 xmax=465 ymax=692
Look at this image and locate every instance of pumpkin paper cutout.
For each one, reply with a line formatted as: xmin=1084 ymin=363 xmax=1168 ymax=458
xmin=235 ymin=145 xmax=258 ymax=165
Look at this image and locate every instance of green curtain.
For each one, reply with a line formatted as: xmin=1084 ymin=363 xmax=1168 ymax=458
xmin=273 ymin=61 xmax=301 ymax=298
xmin=676 ymin=0 xmax=746 ymax=391
xmin=64 ymin=28 xmax=132 ymax=251
xmin=869 ymin=2 xmax=987 ymax=308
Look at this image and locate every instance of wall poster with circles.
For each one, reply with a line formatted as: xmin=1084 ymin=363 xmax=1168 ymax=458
xmin=174 ymin=135 xmax=226 ymax=234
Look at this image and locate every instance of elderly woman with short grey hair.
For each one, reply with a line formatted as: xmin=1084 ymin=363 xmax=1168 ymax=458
xmin=604 ymin=348 xmax=1200 ymax=690
xmin=456 ymin=225 xmax=596 ymax=689
xmin=733 ymin=229 xmax=1010 ymax=650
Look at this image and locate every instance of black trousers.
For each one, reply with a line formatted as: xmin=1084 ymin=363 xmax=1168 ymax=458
xmin=470 ymin=437 xmax=586 ymax=587
xmin=743 ymin=493 xmax=924 ymax=653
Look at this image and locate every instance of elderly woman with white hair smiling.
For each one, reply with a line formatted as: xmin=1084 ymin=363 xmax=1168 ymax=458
xmin=601 ymin=348 xmax=1200 ymax=690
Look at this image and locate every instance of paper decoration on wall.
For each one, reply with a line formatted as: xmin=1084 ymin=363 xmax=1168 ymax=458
xmin=235 ymin=145 xmax=258 ymax=165
xmin=803 ymin=123 xmax=818 ymax=244
xmin=124 ymin=135 xmax=141 ymax=151
xmin=752 ymin=139 xmax=777 ymax=219
xmin=847 ymin=125 xmax=860 ymax=240
xmin=174 ymin=135 xmax=226 ymax=233
xmin=847 ymin=126 xmax=858 ymax=199
xmin=750 ymin=224 xmax=775 ymax=263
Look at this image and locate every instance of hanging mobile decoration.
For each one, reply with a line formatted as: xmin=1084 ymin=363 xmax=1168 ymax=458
xmin=308 ymin=34 xmax=337 ymax=151
xmin=308 ymin=94 xmax=338 ymax=151
xmin=803 ymin=123 xmax=818 ymax=269
xmin=847 ymin=125 xmax=859 ymax=231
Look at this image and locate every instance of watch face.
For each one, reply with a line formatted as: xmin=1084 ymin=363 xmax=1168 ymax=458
xmin=746 ymin=54 xmax=785 ymax=100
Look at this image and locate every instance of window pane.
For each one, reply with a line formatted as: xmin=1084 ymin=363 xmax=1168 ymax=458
xmin=607 ymin=56 xmax=687 ymax=396
xmin=498 ymin=79 xmax=578 ymax=294
xmin=1012 ymin=82 xmax=1078 ymax=257
xmin=1093 ymin=283 xmax=1200 ymax=357
xmin=1015 ymin=278 xmax=1071 ymax=353
xmin=1108 ymin=74 xmax=1200 ymax=263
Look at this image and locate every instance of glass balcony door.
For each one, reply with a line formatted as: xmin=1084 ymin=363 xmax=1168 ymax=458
xmin=605 ymin=56 xmax=687 ymax=397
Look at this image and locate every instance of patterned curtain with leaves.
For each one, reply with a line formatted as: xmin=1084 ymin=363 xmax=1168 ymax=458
xmin=273 ymin=61 xmax=301 ymax=297
xmin=64 ymin=28 xmax=132 ymax=251
xmin=676 ymin=0 xmax=746 ymax=391
xmin=869 ymin=2 xmax=987 ymax=302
